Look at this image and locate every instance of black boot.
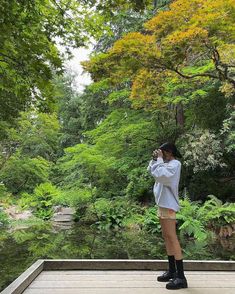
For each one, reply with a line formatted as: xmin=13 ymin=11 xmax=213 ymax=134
xmin=157 ymin=271 xmax=177 ymax=282
xmin=166 ymin=259 xmax=188 ymax=289
xmin=157 ymin=255 xmax=176 ymax=282
xmin=166 ymin=276 xmax=188 ymax=289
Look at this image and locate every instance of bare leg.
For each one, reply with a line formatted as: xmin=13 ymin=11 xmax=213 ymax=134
xmin=160 ymin=218 xmax=183 ymax=260
xmin=159 ymin=218 xmax=188 ymax=288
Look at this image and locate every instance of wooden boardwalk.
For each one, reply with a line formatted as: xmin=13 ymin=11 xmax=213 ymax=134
xmin=22 ymin=270 xmax=235 ymax=294
xmin=1 ymin=259 xmax=235 ymax=294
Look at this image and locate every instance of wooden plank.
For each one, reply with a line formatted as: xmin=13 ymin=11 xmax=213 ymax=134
xmin=1 ymin=260 xmax=44 ymax=294
xmin=3 ymin=259 xmax=235 ymax=293
xmin=27 ymin=279 xmax=235 ymax=288
xmin=43 ymin=259 xmax=166 ymax=271
xmin=39 ymin=270 xmax=235 ymax=275
xmin=43 ymin=259 xmax=235 ymax=271
xmin=38 ymin=270 xmax=161 ymax=276
xmin=36 ymin=273 xmax=234 ymax=281
xmin=22 ymin=287 xmax=235 ymax=294
xmin=37 ymin=274 xmax=160 ymax=281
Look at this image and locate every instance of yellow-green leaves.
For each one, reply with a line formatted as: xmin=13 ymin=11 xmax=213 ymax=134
xmin=83 ymin=0 xmax=235 ymax=111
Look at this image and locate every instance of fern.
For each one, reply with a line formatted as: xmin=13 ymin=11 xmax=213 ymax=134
xmin=177 ymin=195 xmax=235 ymax=241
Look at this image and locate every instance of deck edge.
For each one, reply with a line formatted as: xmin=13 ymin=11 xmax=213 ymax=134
xmin=0 ymin=259 xmax=44 ymax=294
xmin=2 ymin=259 xmax=235 ymax=293
xmin=43 ymin=259 xmax=235 ymax=271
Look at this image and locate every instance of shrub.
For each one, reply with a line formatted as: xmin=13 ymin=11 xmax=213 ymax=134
xmin=143 ymin=206 xmax=161 ymax=234
xmin=87 ymin=197 xmax=142 ymax=231
xmin=0 ymin=183 xmax=14 ymax=207
xmin=177 ymin=195 xmax=235 ymax=241
xmin=177 ymin=197 xmax=208 ymax=241
xmin=0 ymin=154 xmax=50 ymax=194
xmin=19 ymin=182 xmax=60 ymax=220
xmin=179 ymin=128 xmax=227 ymax=173
xmin=0 ymin=207 xmax=10 ymax=225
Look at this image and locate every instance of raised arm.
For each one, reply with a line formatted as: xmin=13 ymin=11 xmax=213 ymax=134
xmin=147 ymin=157 xmax=180 ymax=186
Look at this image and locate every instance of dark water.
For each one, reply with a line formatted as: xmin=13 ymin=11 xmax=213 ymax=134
xmin=0 ymin=221 xmax=234 ymax=291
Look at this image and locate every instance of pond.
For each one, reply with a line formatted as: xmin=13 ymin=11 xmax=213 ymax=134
xmin=0 ymin=220 xmax=235 ymax=292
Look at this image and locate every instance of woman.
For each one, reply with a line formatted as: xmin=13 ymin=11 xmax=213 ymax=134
xmin=147 ymin=142 xmax=188 ymax=290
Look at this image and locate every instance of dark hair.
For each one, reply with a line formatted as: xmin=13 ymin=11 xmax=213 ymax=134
xmin=159 ymin=142 xmax=182 ymax=158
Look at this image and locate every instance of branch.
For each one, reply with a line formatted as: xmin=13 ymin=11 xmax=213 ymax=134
xmin=0 ymin=53 xmax=23 ymax=65
xmin=217 ymin=176 xmax=235 ymax=183
xmin=172 ymin=68 xmax=218 ymax=80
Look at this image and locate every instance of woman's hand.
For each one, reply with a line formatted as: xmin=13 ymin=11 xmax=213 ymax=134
xmin=152 ymin=149 xmax=163 ymax=160
xmin=157 ymin=149 xmax=163 ymax=158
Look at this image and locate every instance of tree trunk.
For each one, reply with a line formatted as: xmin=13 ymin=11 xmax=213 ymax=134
xmin=176 ymin=102 xmax=184 ymax=127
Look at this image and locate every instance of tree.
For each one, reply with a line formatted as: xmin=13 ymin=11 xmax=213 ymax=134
xmin=82 ymin=0 xmax=235 ymax=128
xmin=0 ymin=153 xmax=50 ymax=194
xmin=0 ymin=111 xmax=60 ymax=165
xmin=0 ymin=0 xmax=107 ymax=122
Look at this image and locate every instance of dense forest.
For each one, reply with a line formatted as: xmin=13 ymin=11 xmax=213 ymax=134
xmin=0 ymin=0 xmax=235 ymax=240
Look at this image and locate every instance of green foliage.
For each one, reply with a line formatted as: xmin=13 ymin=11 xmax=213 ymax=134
xmin=0 ymin=207 xmax=10 ymax=226
xmin=125 ymin=167 xmax=152 ymax=201
xmin=56 ymin=188 xmax=94 ymax=208
xmin=0 ymin=153 xmax=50 ymax=194
xmin=179 ymin=128 xmax=227 ymax=173
xmin=19 ymin=182 xmax=60 ymax=220
xmin=0 ymin=0 xmax=111 ymax=122
xmin=87 ymin=197 xmax=143 ymax=231
xmin=56 ymin=108 xmax=158 ymax=201
xmin=10 ymin=111 xmax=60 ymax=161
xmin=93 ymin=9 xmax=154 ymax=53
xmin=184 ymin=84 xmax=227 ymax=131
xmin=198 ymin=195 xmax=235 ymax=226
xmin=92 ymin=0 xmax=154 ymax=15
xmin=177 ymin=198 xmax=208 ymax=241
xmin=54 ymin=73 xmax=84 ymax=148
xmin=180 ymin=238 xmax=211 ymax=260
xmin=177 ymin=195 xmax=235 ymax=241
xmin=220 ymin=105 xmax=235 ymax=154
xmin=0 ymin=183 xmax=14 ymax=207
xmin=143 ymin=206 xmax=161 ymax=234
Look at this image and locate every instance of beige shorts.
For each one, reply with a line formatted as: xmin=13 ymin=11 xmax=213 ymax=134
xmin=157 ymin=206 xmax=176 ymax=220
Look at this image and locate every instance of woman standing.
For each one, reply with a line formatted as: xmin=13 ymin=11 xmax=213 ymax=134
xmin=147 ymin=142 xmax=188 ymax=290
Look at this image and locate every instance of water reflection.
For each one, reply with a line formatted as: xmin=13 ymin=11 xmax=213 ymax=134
xmin=0 ymin=221 xmax=234 ymax=291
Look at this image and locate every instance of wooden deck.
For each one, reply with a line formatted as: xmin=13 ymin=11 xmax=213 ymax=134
xmin=22 ymin=270 xmax=235 ymax=294
xmin=1 ymin=260 xmax=235 ymax=294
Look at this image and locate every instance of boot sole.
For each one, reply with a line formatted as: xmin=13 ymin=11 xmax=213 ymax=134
xmin=166 ymin=283 xmax=188 ymax=289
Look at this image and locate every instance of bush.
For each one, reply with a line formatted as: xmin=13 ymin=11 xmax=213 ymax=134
xmin=177 ymin=195 xmax=235 ymax=241
xmin=198 ymin=195 xmax=235 ymax=227
xmin=0 ymin=207 xmax=10 ymax=226
xmin=19 ymin=182 xmax=60 ymax=220
xmin=125 ymin=167 xmax=152 ymax=201
xmin=0 ymin=183 xmax=14 ymax=207
xmin=0 ymin=153 xmax=50 ymax=194
xmin=143 ymin=206 xmax=161 ymax=234
xmin=86 ymin=197 xmax=143 ymax=231
xmin=179 ymin=128 xmax=227 ymax=173
xmin=177 ymin=197 xmax=208 ymax=241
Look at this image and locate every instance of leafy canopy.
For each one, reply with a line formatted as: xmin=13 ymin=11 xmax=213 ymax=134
xmin=82 ymin=0 xmax=235 ymax=111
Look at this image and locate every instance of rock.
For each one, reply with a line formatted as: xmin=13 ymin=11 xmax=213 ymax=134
xmin=53 ymin=205 xmax=63 ymax=213
xmin=52 ymin=221 xmax=74 ymax=230
xmin=4 ymin=205 xmax=33 ymax=220
xmin=219 ymin=223 xmax=235 ymax=238
xmin=52 ymin=214 xmax=73 ymax=222
xmin=51 ymin=206 xmax=75 ymax=223
xmin=60 ymin=207 xmax=75 ymax=214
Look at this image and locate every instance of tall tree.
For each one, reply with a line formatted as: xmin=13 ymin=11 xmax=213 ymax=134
xmin=82 ymin=0 xmax=235 ymax=128
xmin=0 ymin=0 xmax=107 ymax=123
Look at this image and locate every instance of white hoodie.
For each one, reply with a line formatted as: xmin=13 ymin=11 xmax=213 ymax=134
xmin=147 ymin=157 xmax=181 ymax=211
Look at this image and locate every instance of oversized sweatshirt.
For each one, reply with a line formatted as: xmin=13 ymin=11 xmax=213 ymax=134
xmin=147 ymin=157 xmax=181 ymax=211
